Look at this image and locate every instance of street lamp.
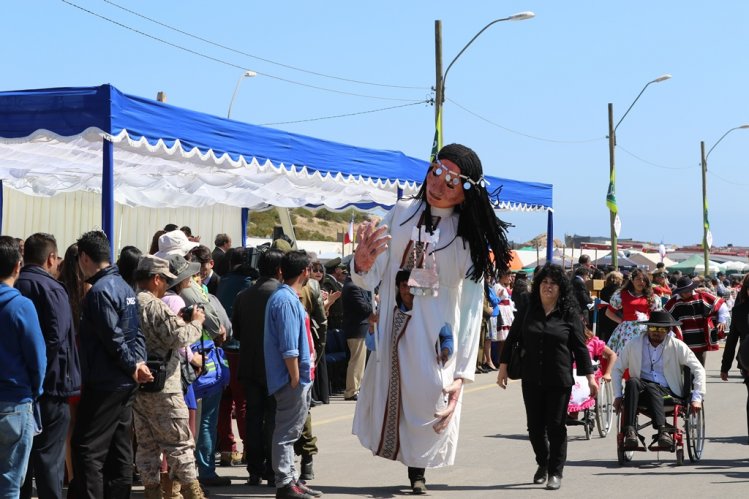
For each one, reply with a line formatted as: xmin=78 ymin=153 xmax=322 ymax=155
xmin=434 ymin=12 xmax=535 ymax=145
xmin=700 ymin=124 xmax=749 ymax=276
xmin=227 ymin=70 xmax=257 ymax=119
xmin=606 ymin=74 xmax=671 ymax=268
xmin=227 ymin=70 xmax=258 ymax=247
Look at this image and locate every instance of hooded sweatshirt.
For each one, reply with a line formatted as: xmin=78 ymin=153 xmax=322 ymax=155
xmin=0 ymin=283 xmax=46 ymax=403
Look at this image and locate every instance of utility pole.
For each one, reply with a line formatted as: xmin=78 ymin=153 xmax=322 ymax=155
xmin=700 ymin=140 xmax=709 ymax=277
xmin=607 ymin=103 xmax=618 ymax=269
xmin=434 ymin=20 xmax=443 ymax=138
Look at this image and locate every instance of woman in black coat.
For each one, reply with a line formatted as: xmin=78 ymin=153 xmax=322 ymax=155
xmin=720 ymin=274 xmax=749 ymax=443
xmin=497 ymin=263 xmax=597 ymax=491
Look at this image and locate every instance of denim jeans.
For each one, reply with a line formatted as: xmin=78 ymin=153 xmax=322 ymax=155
xmin=195 ymin=389 xmax=223 ymax=478
xmin=272 ymin=382 xmax=311 ymax=487
xmin=0 ymin=401 xmax=34 ymax=498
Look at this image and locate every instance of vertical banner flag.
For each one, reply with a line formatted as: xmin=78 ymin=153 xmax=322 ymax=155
xmin=704 ymin=197 xmax=712 ymax=249
xmin=429 ymin=108 xmax=443 ymax=163
xmin=606 ymin=166 xmax=617 ymax=214
xmin=344 ymin=214 xmax=354 ymax=245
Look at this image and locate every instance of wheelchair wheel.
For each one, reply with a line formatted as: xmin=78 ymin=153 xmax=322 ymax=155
xmin=596 ymin=380 xmax=614 ymax=438
xmin=616 ymin=412 xmax=633 ymax=465
xmin=686 ymin=404 xmax=705 ymax=462
xmin=584 ymin=409 xmax=592 ymax=440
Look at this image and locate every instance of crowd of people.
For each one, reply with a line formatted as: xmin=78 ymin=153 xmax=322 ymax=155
xmin=0 ymin=226 xmax=346 ymax=499
xmin=2 ymin=142 xmax=748 ymax=498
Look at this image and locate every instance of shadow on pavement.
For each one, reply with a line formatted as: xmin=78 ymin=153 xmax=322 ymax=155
xmin=485 ymin=433 xmax=528 ymax=441
xmin=306 ymin=484 xmax=404 ymax=497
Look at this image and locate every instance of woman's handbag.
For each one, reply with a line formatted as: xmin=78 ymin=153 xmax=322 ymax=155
xmin=190 ymin=338 xmax=230 ymax=399
xmin=507 ymin=340 xmax=523 ymax=380
xmin=738 ymin=337 xmax=749 ymax=372
xmin=506 ymin=307 xmax=527 ymax=380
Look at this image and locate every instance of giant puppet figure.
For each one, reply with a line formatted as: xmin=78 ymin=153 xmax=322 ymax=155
xmin=351 ymin=144 xmax=512 ymax=494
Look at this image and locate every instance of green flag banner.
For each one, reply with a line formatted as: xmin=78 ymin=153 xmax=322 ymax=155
xmin=429 ymin=108 xmax=442 ymax=163
xmin=704 ymin=198 xmax=710 ymax=230
xmin=606 ymin=170 xmax=618 ymax=214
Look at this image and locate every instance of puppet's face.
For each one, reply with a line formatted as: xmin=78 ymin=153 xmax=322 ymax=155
xmin=426 ymin=158 xmax=466 ymax=209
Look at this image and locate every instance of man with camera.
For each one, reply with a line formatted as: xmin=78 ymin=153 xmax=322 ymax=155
xmin=133 ymin=255 xmax=206 ymax=498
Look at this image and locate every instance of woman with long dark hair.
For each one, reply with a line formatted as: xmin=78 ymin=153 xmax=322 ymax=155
xmin=351 ymin=143 xmax=511 ymax=494
xmin=605 ymin=268 xmax=662 ymax=354
xmin=720 ymin=273 xmax=749 ymax=443
xmin=596 ymin=271 xmax=624 ymax=343
xmin=497 ymin=263 xmax=596 ymax=490
xmin=116 ymin=245 xmax=143 ymax=290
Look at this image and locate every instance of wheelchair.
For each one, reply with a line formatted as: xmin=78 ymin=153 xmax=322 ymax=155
xmin=615 ymin=368 xmax=705 ymax=465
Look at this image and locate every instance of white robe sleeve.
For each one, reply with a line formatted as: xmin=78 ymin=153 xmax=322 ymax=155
xmin=453 ymin=276 xmax=483 ymax=383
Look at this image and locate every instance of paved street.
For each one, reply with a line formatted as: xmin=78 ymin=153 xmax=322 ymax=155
xmin=133 ymin=354 xmax=749 ymax=498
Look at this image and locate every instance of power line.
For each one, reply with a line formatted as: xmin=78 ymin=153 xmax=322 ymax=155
xmin=101 ymin=0 xmax=427 ymax=91
xmin=447 ymin=97 xmax=603 ymax=144
xmin=260 ymin=99 xmax=431 ymax=126
xmin=61 ymin=0 xmax=421 ymax=102
xmin=617 ymin=144 xmax=696 ymax=170
xmin=708 ymin=169 xmax=749 ymax=186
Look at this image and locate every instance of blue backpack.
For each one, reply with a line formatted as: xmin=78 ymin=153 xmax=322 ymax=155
xmin=190 ymin=337 xmax=230 ymax=399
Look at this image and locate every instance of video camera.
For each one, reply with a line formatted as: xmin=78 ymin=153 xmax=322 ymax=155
xmin=240 ymin=242 xmax=271 ymax=280
xmin=181 ymin=304 xmax=204 ymax=322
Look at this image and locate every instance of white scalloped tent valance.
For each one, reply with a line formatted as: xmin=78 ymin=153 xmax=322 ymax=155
xmin=0 ymin=128 xmax=421 ymax=210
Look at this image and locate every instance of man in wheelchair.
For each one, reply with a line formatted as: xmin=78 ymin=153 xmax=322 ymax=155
xmin=612 ymin=310 xmax=705 ymax=450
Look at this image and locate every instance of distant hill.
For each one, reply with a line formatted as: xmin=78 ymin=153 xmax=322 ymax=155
xmin=521 ymin=233 xmax=564 ymax=248
xmin=248 ymin=208 xmax=372 ymax=241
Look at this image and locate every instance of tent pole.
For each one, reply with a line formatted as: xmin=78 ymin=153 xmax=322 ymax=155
xmin=546 ymin=209 xmax=554 ymax=263
xmin=102 ymin=137 xmax=115 ymax=260
xmin=241 ymin=208 xmax=249 ymax=248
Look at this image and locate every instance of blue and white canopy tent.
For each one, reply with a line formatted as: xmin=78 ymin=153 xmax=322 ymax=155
xmin=0 ymin=85 xmax=553 ymax=259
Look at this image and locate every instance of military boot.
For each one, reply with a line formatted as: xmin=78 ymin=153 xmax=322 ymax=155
xmin=143 ymin=483 xmax=163 ymax=499
xmin=180 ymin=480 xmax=207 ymax=499
xmin=160 ymin=471 xmax=182 ymax=498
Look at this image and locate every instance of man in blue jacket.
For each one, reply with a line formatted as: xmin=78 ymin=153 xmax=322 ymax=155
xmin=16 ymin=233 xmax=81 ymax=499
xmin=0 ymin=236 xmax=46 ymax=497
xmin=70 ymin=231 xmax=152 ymax=499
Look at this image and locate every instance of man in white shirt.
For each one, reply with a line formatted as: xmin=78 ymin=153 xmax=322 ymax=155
xmin=612 ymin=310 xmax=705 ymax=450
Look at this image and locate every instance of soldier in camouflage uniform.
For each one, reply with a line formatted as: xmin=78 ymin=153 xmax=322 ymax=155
xmin=132 ymin=255 xmax=206 ymax=499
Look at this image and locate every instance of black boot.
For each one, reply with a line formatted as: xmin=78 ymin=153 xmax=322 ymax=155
xmin=407 ymin=467 xmax=426 ymax=495
xmin=299 ymin=456 xmax=314 ymax=481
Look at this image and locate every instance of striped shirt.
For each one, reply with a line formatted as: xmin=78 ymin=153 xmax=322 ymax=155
xmin=664 ymin=291 xmax=725 ymax=353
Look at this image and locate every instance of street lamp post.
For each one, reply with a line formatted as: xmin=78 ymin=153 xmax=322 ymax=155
xmin=434 ymin=12 xmax=535 ymax=145
xmin=606 ymin=74 xmax=671 ymax=268
xmin=227 ymin=70 xmax=257 ymax=119
xmin=227 ymin=70 xmax=257 ymax=247
xmin=700 ymin=124 xmax=749 ymax=276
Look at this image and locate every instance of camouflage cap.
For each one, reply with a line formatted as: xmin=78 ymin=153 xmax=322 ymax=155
xmin=137 ymin=255 xmax=178 ymax=280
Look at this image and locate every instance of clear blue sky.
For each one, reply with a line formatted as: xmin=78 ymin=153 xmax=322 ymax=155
xmin=5 ymin=1 xmax=749 ymax=246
